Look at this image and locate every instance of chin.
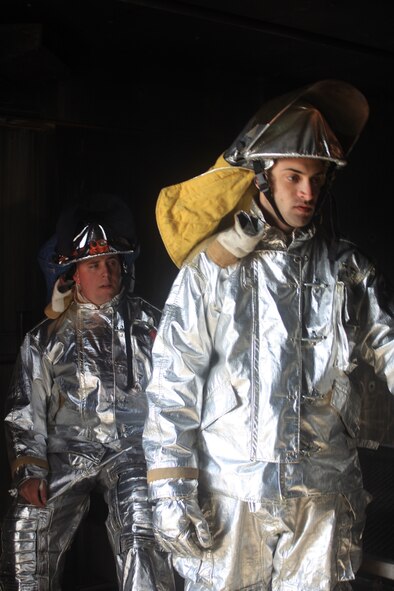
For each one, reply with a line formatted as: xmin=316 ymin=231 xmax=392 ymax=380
xmin=295 ymin=217 xmax=313 ymax=227
xmin=97 ymin=288 xmax=116 ymax=301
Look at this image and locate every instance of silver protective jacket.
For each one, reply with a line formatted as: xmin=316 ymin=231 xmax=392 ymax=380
xmin=5 ymin=288 xmax=160 ymax=488
xmin=143 ymin=204 xmax=394 ymax=502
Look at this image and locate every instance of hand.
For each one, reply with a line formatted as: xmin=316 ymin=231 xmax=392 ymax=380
xmin=153 ymin=496 xmax=212 ymax=559
xmin=19 ymin=478 xmax=47 ymax=507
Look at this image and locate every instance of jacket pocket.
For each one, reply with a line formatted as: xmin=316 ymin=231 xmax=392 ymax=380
xmin=201 ymin=372 xmax=238 ymax=430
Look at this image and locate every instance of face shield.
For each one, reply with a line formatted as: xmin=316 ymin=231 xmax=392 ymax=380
xmin=224 ymin=79 xmax=369 ymax=169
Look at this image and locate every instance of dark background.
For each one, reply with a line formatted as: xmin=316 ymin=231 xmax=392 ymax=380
xmin=1 ymin=1 xmax=394 ymax=589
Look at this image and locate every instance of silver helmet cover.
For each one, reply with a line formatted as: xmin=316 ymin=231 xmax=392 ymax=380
xmin=224 ymin=79 xmax=369 ymax=170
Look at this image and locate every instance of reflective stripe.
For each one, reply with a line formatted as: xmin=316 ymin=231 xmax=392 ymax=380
xmin=147 ymin=467 xmax=199 ymax=483
xmin=11 ymin=456 xmax=49 ymax=476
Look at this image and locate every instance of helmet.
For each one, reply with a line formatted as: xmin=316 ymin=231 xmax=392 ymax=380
xmin=224 ymin=79 xmax=369 ymax=170
xmin=55 ymin=193 xmax=138 ymax=268
xmin=38 ymin=194 xmax=139 ymax=301
xmin=224 ymin=79 xmax=369 ymax=230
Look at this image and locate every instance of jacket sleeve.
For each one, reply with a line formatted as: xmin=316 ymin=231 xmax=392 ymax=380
xmin=350 ymin=256 xmax=394 ymax=393
xmin=4 ymin=331 xmax=51 ymax=488
xmin=143 ymin=255 xmax=221 ymax=497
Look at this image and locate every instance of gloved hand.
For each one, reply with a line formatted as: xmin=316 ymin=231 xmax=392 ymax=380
xmin=153 ymin=495 xmax=212 ymax=559
xmin=206 ymin=210 xmax=265 ymax=267
xmin=216 ymin=211 xmax=264 ymax=258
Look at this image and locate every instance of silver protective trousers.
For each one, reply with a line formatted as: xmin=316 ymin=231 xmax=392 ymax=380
xmin=172 ymin=491 xmax=368 ymax=591
xmin=0 ymin=448 xmax=175 ymax=591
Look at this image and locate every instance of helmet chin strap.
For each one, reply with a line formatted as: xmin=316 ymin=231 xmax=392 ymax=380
xmin=253 ymin=161 xmax=294 ymax=229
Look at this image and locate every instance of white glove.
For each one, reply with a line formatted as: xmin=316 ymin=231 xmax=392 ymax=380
xmin=153 ymin=495 xmax=212 ymax=559
xmin=216 ymin=211 xmax=264 ymax=258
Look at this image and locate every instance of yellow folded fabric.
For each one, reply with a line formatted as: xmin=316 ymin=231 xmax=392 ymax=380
xmin=156 ymin=154 xmax=255 ymax=268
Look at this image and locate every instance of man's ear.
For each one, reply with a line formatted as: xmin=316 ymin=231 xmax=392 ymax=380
xmin=73 ymin=268 xmax=79 ymax=285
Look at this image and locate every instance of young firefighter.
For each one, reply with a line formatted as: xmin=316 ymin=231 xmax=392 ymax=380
xmin=142 ymin=80 xmax=394 ymax=590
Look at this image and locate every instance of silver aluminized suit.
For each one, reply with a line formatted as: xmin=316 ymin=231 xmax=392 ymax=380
xmin=0 ymin=286 xmax=175 ymax=591
xmin=143 ymin=203 xmax=394 ymax=591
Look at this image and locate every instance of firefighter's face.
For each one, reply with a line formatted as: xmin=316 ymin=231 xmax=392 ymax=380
xmin=259 ymin=158 xmax=327 ymax=232
xmin=73 ymin=254 xmax=122 ymax=305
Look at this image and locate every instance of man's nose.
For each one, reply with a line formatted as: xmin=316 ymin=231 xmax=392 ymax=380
xmin=299 ymin=179 xmax=315 ymax=200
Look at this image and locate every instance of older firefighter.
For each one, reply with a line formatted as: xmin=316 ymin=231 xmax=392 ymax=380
xmin=0 ymin=194 xmax=175 ymax=591
xmin=142 ymin=80 xmax=394 ymax=590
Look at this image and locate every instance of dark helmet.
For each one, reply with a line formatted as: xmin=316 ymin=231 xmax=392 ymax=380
xmin=55 ymin=193 xmax=139 ymax=268
xmin=38 ymin=194 xmax=139 ymax=299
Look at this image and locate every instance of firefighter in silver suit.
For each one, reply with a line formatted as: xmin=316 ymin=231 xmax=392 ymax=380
xmin=0 ymin=195 xmax=175 ymax=591
xmin=142 ymin=81 xmax=394 ymax=590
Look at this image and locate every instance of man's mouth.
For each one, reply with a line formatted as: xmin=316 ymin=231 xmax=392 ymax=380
xmin=295 ymin=205 xmax=314 ymax=214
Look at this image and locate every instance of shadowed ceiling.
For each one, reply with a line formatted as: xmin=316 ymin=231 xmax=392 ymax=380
xmin=1 ymin=0 xmax=393 ymax=113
